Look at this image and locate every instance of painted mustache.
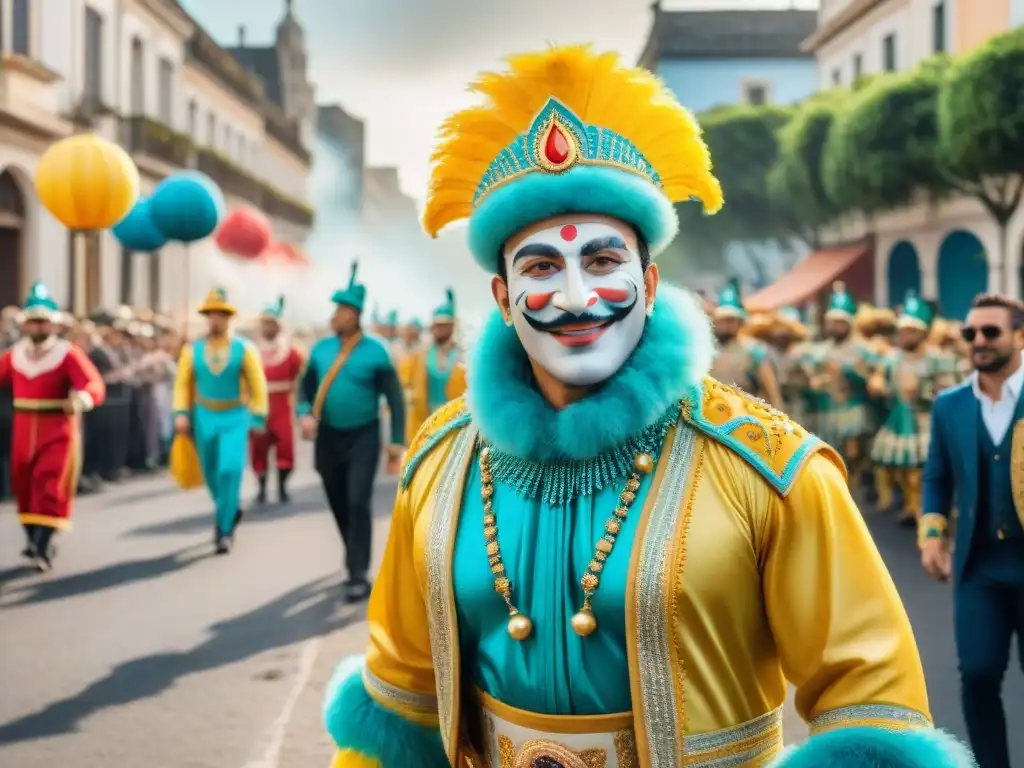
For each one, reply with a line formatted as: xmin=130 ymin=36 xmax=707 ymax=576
xmin=521 ymin=294 xmax=637 ymax=333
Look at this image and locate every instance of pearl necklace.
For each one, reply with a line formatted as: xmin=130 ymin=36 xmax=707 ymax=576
xmin=478 ymin=444 xmax=654 ymax=641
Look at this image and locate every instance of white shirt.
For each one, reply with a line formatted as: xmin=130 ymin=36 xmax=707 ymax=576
xmin=971 ymin=361 xmax=1024 ymax=444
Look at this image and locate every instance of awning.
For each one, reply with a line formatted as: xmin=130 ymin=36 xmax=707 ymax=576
xmin=745 ymin=241 xmax=871 ymax=311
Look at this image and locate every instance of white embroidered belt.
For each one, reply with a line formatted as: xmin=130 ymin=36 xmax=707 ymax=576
xmin=464 ymin=690 xmax=783 ymax=767
xmin=266 ymin=381 xmax=295 ymax=394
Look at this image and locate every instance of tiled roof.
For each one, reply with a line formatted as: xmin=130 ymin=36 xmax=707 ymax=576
xmin=226 ymin=46 xmax=282 ymax=106
xmin=640 ymin=8 xmax=817 ymax=65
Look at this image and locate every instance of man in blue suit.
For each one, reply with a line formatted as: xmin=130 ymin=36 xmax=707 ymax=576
xmin=922 ymin=292 xmax=1024 ymax=768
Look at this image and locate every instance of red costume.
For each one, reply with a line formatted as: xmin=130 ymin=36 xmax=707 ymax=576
xmin=250 ymin=337 xmax=304 ymax=475
xmin=0 ymin=338 xmax=106 ymax=529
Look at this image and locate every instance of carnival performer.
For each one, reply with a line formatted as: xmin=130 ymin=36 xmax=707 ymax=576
xmin=0 ymin=283 xmax=105 ymax=571
xmin=806 ymin=283 xmax=877 ymax=483
xmin=172 ymin=288 xmax=269 ymax=554
xmin=708 ymin=280 xmax=783 ymax=407
xmin=869 ymin=293 xmax=958 ymax=525
xmin=404 ymin=289 xmax=467 ymax=442
xmin=298 ymin=263 xmax=406 ymax=603
xmin=322 ymin=46 xmax=969 ymax=768
xmin=768 ymin=307 xmax=812 ymax=424
xmin=251 ymin=296 xmax=305 ymax=505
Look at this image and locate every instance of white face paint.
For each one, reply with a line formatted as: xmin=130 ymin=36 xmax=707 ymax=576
xmin=503 ymin=220 xmax=648 ymax=386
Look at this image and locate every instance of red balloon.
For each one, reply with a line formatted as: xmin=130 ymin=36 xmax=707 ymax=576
xmin=214 ymin=207 xmax=272 ymax=259
xmin=260 ymin=242 xmax=308 ymax=267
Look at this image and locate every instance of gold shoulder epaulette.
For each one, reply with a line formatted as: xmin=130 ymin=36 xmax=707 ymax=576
xmin=400 ymin=396 xmax=471 ymax=489
xmin=682 ymin=376 xmax=845 ymax=496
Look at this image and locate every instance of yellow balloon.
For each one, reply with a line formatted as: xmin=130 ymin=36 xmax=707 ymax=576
xmin=34 ymin=133 xmax=140 ymax=230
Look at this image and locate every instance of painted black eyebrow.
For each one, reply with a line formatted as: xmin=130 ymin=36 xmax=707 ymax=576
xmin=512 ymin=242 xmax=563 ymax=264
xmin=580 ymin=236 xmax=628 ymax=256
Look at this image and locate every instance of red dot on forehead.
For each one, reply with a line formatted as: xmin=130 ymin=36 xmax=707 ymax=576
xmin=559 ymin=225 xmax=578 ymax=241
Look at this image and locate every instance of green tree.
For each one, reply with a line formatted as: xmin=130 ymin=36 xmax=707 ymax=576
xmin=663 ymin=104 xmax=795 ymax=278
xmin=823 ymin=58 xmax=951 ymax=215
xmin=938 ymin=27 xmax=1024 ymax=292
xmin=767 ymin=91 xmax=847 ymax=245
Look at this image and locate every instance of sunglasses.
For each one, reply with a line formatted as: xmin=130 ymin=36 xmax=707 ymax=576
xmin=961 ymin=325 xmax=1004 ymax=343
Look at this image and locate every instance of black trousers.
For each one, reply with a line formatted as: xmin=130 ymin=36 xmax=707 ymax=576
xmin=315 ymin=421 xmax=380 ymax=579
xmin=955 ymin=539 xmax=1024 ymax=768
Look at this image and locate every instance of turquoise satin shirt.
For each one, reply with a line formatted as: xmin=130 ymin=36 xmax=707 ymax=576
xmin=193 ymin=338 xmax=246 ymax=400
xmin=452 ymin=449 xmax=656 ymax=716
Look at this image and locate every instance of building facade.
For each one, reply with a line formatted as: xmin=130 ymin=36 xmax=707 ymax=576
xmin=805 ymin=0 xmax=1023 ymax=317
xmin=638 ymin=4 xmax=819 ymax=113
xmin=0 ymin=0 xmax=315 ymax=318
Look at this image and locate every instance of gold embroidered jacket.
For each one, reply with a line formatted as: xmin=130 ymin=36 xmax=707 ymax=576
xmin=360 ymin=377 xmax=932 ymax=766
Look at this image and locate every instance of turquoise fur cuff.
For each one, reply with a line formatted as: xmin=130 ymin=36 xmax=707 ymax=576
xmin=770 ymin=726 xmax=976 ymax=768
xmin=467 ymin=163 xmax=678 ymax=272
xmin=322 ymin=655 xmax=448 ymax=768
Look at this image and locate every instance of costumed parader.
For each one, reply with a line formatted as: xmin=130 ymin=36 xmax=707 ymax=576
xmin=404 ymin=288 xmax=467 ymax=443
xmin=322 ymin=46 xmax=969 ymax=768
xmin=708 ymin=280 xmax=783 ymax=408
xmin=172 ymin=287 xmax=269 ymax=554
xmin=869 ymin=292 xmax=958 ymax=525
xmin=251 ymin=295 xmax=305 ymax=505
xmin=806 ymin=283 xmax=877 ymax=485
xmin=298 ymin=262 xmax=406 ymax=603
xmin=767 ymin=307 xmax=812 ymax=426
xmin=0 ymin=282 xmax=106 ymax=571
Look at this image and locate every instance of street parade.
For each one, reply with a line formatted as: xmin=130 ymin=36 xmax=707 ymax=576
xmin=2 ymin=1 xmax=1024 ymax=767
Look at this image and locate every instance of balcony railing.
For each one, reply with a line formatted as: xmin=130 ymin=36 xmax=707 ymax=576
xmin=261 ymin=182 xmax=315 ymax=228
xmin=121 ymin=115 xmax=193 ymax=167
xmin=196 ymin=147 xmax=263 ymax=206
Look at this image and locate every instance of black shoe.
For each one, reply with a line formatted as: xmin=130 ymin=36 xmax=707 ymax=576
xmin=343 ymin=577 xmax=372 ymax=604
xmin=215 ymin=535 xmax=232 ymax=555
xmin=278 ymin=469 xmax=291 ymax=503
xmin=33 ymin=544 xmax=55 ymax=572
xmin=21 ymin=545 xmax=35 ymax=560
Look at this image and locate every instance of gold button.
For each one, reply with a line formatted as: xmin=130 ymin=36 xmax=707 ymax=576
xmin=998 ymin=528 xmax=1007 ymax=540
xmin=995 ymin=453 xmax=1001 ymax=460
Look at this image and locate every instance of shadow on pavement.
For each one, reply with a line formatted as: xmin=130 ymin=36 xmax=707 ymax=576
xmin=0 ymin=575 xmax=362 ymax=744
xmin=122 ymin=479 xmax=398 ymax=539
xmin=0 ymin=546 xmax=212 ymax=608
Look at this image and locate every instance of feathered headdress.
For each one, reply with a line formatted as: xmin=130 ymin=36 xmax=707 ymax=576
xmin=433 ymin=287 xmax=456 ymax=323
xmin=423 ymin=45 xmax=723 ymax=271
xmin=331 ymin=261 xmax=367 ymax=311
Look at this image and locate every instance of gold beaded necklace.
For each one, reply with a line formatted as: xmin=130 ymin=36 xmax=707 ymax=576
xmin=479 ymin=444 xmax=655 ymax=641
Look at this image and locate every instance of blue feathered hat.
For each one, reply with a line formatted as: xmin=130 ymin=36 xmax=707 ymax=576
xmin=420 ymin=47 xmax=723 ymax=272
xmin=898 ymin=290 xmax=934 ymax=330
xmin=21 ymin=281 xmax=59 ymax=321
xmin=261 ymin=295 xmax=285 ymax=321
xmin=714 ymin=279 xmax=745 ymax=320
xmin=825 ymin=281 xmax=858 ymax=322
xmin=383 ymin=309 xmax=399 ymax=328
xmin=433 ymin=288 xmax=455 ymax=324
xmin=331 ymin=261 xmax=366 ymax=311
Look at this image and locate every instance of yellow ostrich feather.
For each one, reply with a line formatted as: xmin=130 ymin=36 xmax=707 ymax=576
xmin=423 ymin=45 xmax=724 ymax=237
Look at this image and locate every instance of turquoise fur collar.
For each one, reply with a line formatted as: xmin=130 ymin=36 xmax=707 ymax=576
xmin=467 ymin=284 xmax=713 ymax=464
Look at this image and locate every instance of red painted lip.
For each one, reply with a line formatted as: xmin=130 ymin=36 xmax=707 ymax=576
xmin=548 ymin=319 xmax=611 ymax=347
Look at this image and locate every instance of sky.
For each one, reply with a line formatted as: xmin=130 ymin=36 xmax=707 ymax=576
xmin=179 ymin=0 xmax=818 ymax=323
xmin=183 ymin=0 xmax=818 ymax=200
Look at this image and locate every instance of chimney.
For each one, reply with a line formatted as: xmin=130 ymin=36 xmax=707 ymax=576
xmin=238 ymin=25 xmax=246 ymax=47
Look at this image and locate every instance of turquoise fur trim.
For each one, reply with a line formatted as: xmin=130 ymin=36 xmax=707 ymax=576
xmin=487 ymin=403 xmax=679 ymax=504
xmin=400 ymin=411 xmax=472 ymax=489
xmin=683 ymin=381 xmax=822 ymax=497
xmin=467 ymin=164 xmax=678 ymax=272
xmin=474 ymin=98 xmax=660 ymax=204
xmin=769 ymin=726 xmax=976 ymax=768
xmin=467 ymin=284 xmax=712 ymax=462
xmin=323 ymin=655 xmax=448 ymax=768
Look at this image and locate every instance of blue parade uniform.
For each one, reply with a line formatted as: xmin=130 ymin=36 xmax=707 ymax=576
xmin=172 ymin=288 xmax=268 ymax=544
xmin=298 ymin=263 xmax=405 ymax=596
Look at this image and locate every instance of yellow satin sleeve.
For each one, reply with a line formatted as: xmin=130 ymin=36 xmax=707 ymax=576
xmin=364 ymin=482 xmax=439 ymax=726
xmin=762 ymin=453 xmax=932 ymax=729
xmin=331 ymin=749 xmax=382 ymax=768
xmin=241 ymin=343 xmax=269 ymax=419
xmin=172 ymin=344 xmax=194 ymax=413
xmin=445 ymin=361 xmax=467 ymax=401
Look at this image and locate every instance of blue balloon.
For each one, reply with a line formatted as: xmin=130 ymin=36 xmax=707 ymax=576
xmin=149 ymin=171 xmax=225 ymax=244
xmin=112 ymin=197 xmax=167 ymax=252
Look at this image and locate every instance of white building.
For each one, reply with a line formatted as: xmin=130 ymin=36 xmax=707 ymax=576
xmin=0 ymin=0 xmax=315 ymax=318
xmin=805 ymin=0 xmax=1023 ymax=318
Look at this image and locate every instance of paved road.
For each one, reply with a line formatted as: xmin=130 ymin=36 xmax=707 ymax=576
xmin=0 ymin=453 xmax=1018 ymax=767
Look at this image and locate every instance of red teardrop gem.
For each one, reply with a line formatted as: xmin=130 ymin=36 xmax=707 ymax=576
xmin=544 ymin=124 xmax=570 ymax=165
